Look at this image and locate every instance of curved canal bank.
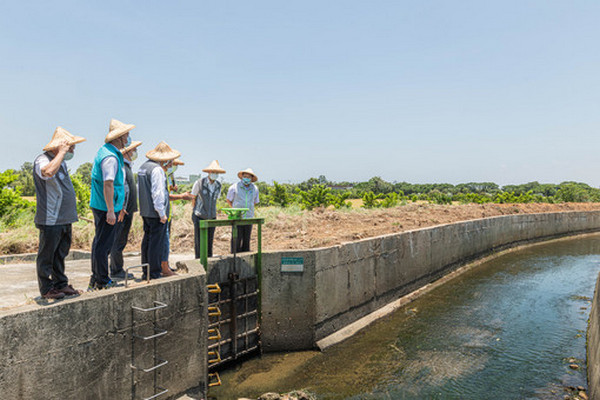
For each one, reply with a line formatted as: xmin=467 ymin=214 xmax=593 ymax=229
xmin=212 ymin=234 xmax=600 ymax=399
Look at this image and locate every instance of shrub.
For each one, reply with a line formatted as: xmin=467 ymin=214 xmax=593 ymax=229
xmin=328 ymin=191 xmax=351 ymax=209
xmin=362 ymin=191 xmax=382 ymax=208
xmin=271 ymin=181 xmax=290 ymax=207
xmin=299 ymin=184 xmax=331 ymax=210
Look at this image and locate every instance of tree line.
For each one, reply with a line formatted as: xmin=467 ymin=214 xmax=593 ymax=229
xmin=2 ymin=163 xmax=600 ymax=227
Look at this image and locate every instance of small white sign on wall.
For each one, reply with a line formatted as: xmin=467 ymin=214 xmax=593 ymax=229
xmin=281 ymin=257 xmax=304 ymax=273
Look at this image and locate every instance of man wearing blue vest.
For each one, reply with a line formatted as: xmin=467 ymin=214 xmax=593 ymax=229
xmin=34 ymin=127 xmax=86 ymax=299
xmin=138 ymin=141 xmax=181 ymax=279
xmin=226 ymin=168 xmax=260 ymax=252
xmin=88 ymin=119 xmax=136 ymax=290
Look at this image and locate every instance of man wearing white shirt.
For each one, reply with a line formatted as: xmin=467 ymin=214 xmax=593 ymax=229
xmin=88 ymin=119 xmax=135 ymax=290
xmin=137 ymin=141 xmax=181 ymax=279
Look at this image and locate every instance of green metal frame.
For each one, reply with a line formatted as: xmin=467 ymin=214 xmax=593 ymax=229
xmin=198 ymin=217 xmax=264 ymax=276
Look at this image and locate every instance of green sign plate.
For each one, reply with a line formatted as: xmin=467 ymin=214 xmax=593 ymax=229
xmin=281 ymin=257 xmax=304 ymax=273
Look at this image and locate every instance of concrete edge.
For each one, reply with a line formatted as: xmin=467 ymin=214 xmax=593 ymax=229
xmin=317 ymin=230 xmax=600 ymax=350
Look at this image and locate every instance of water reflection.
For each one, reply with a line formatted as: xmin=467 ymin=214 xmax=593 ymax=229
xmin=213 ymin=234 xmax=600 ymax=399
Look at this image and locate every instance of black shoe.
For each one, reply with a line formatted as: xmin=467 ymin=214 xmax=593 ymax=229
xmin=111 ymin=270 xmax=134 ymax=279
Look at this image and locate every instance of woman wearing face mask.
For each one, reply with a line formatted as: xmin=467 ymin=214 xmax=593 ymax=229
xmin=108 ymin=140 xmax=142 ymax=279
xmin=226 ymin=168 xmax=260 ymax=253
xmin=191 ymin=160 xmax=226 ymax=259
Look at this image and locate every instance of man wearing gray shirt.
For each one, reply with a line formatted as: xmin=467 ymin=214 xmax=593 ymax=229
xmin=226 ymin=168 xmax=260 ymax=253
xmin=33 ymin=127 xmax=86 ymax=299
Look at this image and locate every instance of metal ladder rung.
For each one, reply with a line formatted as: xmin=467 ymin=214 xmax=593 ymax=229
xmin=134 ymin=328 xmax=168 ymax=341
xmin=131 ymin=359 xmax=168 ymax=373
xmin=143 ymin=387 xmax=168 ymax=400
xmin=132 ymin=301 xmax=168 ymax=312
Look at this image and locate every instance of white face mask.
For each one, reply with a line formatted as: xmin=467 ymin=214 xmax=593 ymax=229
xmin=209 ymin=173 xmax=219 ymax=181
xmin=63 ymin=152 xmax=74 ymax=161
xmin=130 ymin=150 xmax=138 ymax=161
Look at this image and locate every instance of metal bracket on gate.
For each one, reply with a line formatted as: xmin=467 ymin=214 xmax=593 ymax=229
xmin=208 ymin=328 xmax=222 ymax=341
xmin=208 ymin=350 xmax=222 ymax=364
xmin=207 ymin=283 xmax=221 ymax=293
xmin=208 ymin=372 xmax=222 ymax=387
xmin=208 ymin=306 xmax=221 ymax=317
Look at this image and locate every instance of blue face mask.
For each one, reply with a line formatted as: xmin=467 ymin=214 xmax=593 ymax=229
xmin=242 ymin=177 xmax=251 ymax=185
xmin=125 ymin=136 xmax=132 ymax=147
xmin=63 ymin=152 xmax=74 ymax=161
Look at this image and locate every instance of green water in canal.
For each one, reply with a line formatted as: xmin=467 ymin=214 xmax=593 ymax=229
xmin=211 ymin=234 xmax=600 ymax=399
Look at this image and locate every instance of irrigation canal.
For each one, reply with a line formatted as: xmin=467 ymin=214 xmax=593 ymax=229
xmin=210 ymin=234 xmax=600 ymax=399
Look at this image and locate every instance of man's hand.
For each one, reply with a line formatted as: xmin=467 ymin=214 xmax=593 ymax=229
xmin=160 ymin=215 xmax=168 ymax=224
xmin=56 ymin=140 xmax=70 ymax=155
xmin=118 ymin=209 xmax=127 ymax=223
xmin=107 ymin=211 xmax=116 ymax=225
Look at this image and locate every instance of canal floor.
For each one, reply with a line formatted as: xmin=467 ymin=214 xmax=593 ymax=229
xmin=210 ymin=234 xmax=600 ymax=399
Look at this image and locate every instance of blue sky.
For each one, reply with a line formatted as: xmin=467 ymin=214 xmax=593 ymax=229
xmin=1 ymin=1 xmax=599 ymax=185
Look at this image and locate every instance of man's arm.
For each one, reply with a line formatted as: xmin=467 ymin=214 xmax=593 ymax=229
xmin=104 ymin=180 xmax=116 ymax=225
xmin=40 ymin=141 xmax=70 ymax=178
xmin=150 ymin=167 xmax=168 ymax=223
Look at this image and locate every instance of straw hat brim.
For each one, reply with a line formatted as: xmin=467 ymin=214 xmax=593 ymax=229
xmin=204 ymin=167 xmax=226 ymax=173
xmin=105 ymin=123 xmax=135 ymax=143
xmin=43 ymin=134 xmax=86 ymax=152
xmin=173 ymin=159 xmax=185 ymax=166
xmin=237 ymin=169 xmax=258 ymax=182
xmin=146 ymin=149 xmax=181 ymax=162
xmin=121 ymin=141 xmax=142 ymax=155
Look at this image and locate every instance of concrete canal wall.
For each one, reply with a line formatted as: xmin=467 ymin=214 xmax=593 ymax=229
xmin=588 ymin=273 xmax=600 ymax=400
xmin=0 ymin=262 xmax=208 ymax=400
xmin=3 ymin=211 xmax=600 ymax=399
xmin=260 ymin=211 xmax=600 ymax=351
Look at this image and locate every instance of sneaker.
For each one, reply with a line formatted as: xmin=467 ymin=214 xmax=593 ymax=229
xmin=57 ymin=284 xmax=82 ymax=296
xmin=95 ymin=279 xmax=118 ymax=290
xmin=42 ymin=289 xmax=66 ymax=300
xmin=86 ymin=284 xmax=96 ymax=292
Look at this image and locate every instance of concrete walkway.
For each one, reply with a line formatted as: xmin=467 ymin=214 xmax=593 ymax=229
xmin=0 ymin=252 xmax=195 ymax=311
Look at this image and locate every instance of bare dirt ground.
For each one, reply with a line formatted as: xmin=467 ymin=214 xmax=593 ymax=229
xmin=170 ymin=202 xmax=600 ymax=256
xmin=4 ymin=202 xmax=600 ymax=256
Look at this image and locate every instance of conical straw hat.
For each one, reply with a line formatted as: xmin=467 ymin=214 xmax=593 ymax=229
xmin=43 ymin=127 xmax=86 ymax=152
xmin=105 ymin=118 xmax=135 ymax=143
xmin=202 ymin=160 xmax=226 ymax=174
xmin=146 ymin=141 xmax=181 ymax=162
xmin=237 ymin=168 xmax=258 ymax=182
xmin=173 ymin=158 xmax=185 ymax=166
xmin=121 ymin=140 xmax=142 ymax=155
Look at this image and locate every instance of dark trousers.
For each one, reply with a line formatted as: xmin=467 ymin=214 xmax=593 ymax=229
xmin=91 ymin=208 xmax=118 ymax=286
xmin=231 ymin=224 xmax=252 ymax=253
xmin=109 ymin=211 xmax=133 ymax=275
xmin=141 ymin=217 xmax=166 ymax=279
xmin=36 ymin=224 xmax=71 ymax=295
xmin=193 ymin=214 xmax=215 ymax=258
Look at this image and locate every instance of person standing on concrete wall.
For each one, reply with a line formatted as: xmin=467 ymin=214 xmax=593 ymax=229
xmin=227 ymin=168 xmax=260 ymax=252
xmin=162 ymin=158 xmax=190 ymax=272
xmin=88 ymin=119 xmax=135 ymax=290
xmin=137 ymin=142 xmax=181 ymax=279
xmin=191 ymin=160 xmax=226 ymax=258
xmin=33 ymin=127 xmax=86 ymax=299
xmin=108 ymin=140 xmax=142 ymax=279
